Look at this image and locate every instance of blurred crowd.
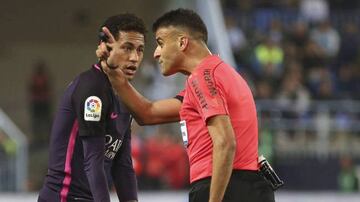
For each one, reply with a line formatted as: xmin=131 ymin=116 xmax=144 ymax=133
xmin=220 ymin=0 xmax=360 ymax=192
xmin=222 ymin=0 xmax=359 ymax=103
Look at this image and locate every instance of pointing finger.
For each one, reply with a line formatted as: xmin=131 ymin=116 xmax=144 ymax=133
xmin=102 ymin=27 xmax=116 ymax=43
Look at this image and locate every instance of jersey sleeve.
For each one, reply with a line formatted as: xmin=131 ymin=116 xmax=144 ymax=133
xmin=174 ymin=89 xmax=185 ymax=102
xmin=111 ymin=128 xmax=138 ymax=201
xmin=187 ymin=67 xmax=229 ymax=123
xmin=81 ymin=135 xmax=110 ymax=202
xmin=72 ymin=73 xmax=110 ymax=137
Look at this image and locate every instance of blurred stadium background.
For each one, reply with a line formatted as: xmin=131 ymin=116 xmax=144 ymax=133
xmin=0 ymin=0 xmax=359 ymax=201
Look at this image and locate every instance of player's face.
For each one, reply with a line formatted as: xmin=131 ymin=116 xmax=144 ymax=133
xmin=114 ymin=31 xmax=145 ymax=80
xmin=153 ymin=27 xmax=183 ymax=76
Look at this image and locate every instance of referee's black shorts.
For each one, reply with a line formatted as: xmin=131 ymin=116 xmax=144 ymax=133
xmin=189 ymin=170 xmax=275 ymax=202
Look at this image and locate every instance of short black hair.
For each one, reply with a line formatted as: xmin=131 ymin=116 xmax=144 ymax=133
xmin=152 ymin=8 xmax=208 ymax=43
xmin=100 ymin=13 xmax=147 ymax=41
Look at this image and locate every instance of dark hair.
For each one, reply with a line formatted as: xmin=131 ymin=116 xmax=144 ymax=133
xmin=100 ymin=13 xmax=147 ymax=40
xmin=152 ymin=8 xmax=208 ymax=43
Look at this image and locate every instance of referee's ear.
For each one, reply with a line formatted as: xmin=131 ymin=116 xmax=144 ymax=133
xmin=179 ymin=36 xmax=189 ymax=51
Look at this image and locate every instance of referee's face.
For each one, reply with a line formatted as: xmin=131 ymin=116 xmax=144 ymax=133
xmin=154 ymin=27 xmax=183 ymax=76
xmin=114 ymin=31 xmax=145 ymax=80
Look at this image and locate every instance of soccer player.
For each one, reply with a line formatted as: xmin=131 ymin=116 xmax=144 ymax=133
xmin=98 ymin=8 xmax=275 ymax=202
xmin=38 ymin=13 xmax=146 ymax=202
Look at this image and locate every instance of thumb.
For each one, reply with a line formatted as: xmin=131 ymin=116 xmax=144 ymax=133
xmin=101 ymin=60 xmax=111 ymax=75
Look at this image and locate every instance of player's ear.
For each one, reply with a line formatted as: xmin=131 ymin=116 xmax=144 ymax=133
xmin=179 ymin=36 xmax=189 ymax=51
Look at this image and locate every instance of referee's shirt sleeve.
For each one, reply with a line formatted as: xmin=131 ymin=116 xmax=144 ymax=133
xmin=174 ymin=89 xmax=185 ymax=102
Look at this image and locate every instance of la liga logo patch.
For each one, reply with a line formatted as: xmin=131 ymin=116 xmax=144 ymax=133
xmin=84 ymin=96 xmax=102 ymax=121
xmin=87 ymin=98 xmax=101 ymax=112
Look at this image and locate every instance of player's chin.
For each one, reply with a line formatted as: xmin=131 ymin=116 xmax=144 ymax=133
xmin=125 ymin=74 xmax=135 ymax=81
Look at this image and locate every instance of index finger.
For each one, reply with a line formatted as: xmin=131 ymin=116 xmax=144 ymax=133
xmin=102 ymin=27 xmax=116 ymax=43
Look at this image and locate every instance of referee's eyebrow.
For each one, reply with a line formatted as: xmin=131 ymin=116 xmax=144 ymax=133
xmin=156 ymin=38 xmax=163 ymax=45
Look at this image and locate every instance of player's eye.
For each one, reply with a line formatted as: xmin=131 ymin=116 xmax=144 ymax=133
xmin=138 ymin=47 xmax=144 ymax=53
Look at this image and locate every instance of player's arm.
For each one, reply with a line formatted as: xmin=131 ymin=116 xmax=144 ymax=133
xmin=73 ymin=76 xmax=110 ymax=202
xmin=81 ymin=136 xmax=110 ymax=202
xmin=111 ymin=128 xmax=138 ymax=202
xmin=207 ymin=115 xmax=236 ymax=202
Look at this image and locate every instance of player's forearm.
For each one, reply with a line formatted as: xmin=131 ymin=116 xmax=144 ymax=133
xmin=112 ymin=142 xmax=138 ymax=202
xmin=82 ymin=136 xmax=110 ymax=202
xmin=85 ymin=165 xmax=110 ymax=202
xmin=209 ymin=138 xmax=235 ymax=202
xmin=113 ymin=167 xmax=138 ymax=202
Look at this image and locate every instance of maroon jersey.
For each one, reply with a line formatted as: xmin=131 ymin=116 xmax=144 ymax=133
xmin=38 ymin=64 xmax=137 ymax=202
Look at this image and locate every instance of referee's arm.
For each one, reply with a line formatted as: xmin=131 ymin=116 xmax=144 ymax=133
xmin=111 ymin=76 xmax=181 ymax=125
xmin=207 ymin=115 xmax=236 ymax=202
xmin=104 ymin=61 xmax=181 ymax=125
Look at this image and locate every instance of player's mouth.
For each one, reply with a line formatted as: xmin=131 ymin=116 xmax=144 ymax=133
xmin=124 ymin=65 xmax=137 ymax=76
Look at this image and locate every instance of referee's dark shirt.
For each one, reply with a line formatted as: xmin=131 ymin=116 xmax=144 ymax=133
xmin=39 ymin=64 xmax=137 ymax=202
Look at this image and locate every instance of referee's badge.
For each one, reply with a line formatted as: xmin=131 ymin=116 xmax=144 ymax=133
xmin=84 ymin=96 xmax=102 ymax=121
xmin=180 ymin=120 xmax=188 ymax=147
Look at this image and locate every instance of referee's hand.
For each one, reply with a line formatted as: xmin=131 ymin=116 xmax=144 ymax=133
xmin=96 ymin=42 xmax=109 ymax=61
xmin=103 ymin=61 xmax=128 ymax=88
xmin=96 ymin=27 xmax=119 ymax=69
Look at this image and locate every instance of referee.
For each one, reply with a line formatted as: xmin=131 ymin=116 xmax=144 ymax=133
xmin=99 ymin=8 xmax=275 ymax=202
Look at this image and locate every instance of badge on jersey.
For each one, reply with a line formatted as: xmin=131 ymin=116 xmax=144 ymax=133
xmin=180 ymin=120 xmax=189 ymax=147
xmin=84 ymin=96 xmax=102 ymax=121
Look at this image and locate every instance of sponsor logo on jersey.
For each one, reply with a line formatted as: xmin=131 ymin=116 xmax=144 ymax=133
xmin=84 ymin=96 xmax=102 ymax=121
xmin=104 ymin=134 xmax=123 ymax=159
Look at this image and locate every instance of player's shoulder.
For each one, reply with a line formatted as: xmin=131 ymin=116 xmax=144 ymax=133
xmin=79 ymin=65 xmax=106 ymax=81
xmin=77 ymin=66 xmax=108 ymax=87
xmin=70 ymin=65 xmax=110 ymax=99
